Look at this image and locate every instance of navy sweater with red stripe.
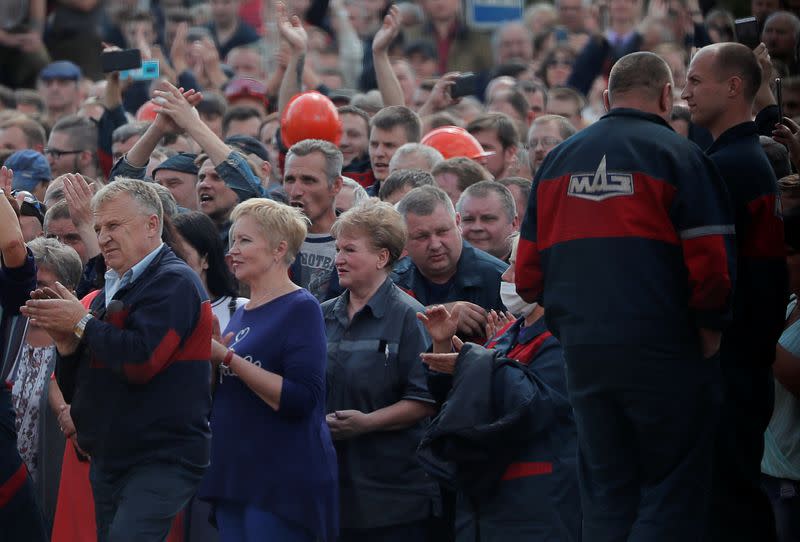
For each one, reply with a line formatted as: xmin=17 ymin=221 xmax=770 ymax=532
xmin=516 ymin=108 xmax=736 ymax=348
xmin=56 ymin=246 xmax=213 ymax=472
xmin=706 ymin=122 xmax=787 ymax=367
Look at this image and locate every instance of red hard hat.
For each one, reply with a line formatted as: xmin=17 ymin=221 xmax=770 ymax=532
xmin=281 ymin=91 xmax=341 ymax=147
xmin=136 ymin=100 xmax=159 ymax=122
xmin=421 ymin=126 xmax=494 ymax=161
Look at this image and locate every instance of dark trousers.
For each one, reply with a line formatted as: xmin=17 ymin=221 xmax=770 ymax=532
xmin=90 ymin=461 xmax=205 ymax=542
xmin=708 ymin=365 xmax=777 ymax=542
xmin=0 ymin=392 xmax=47 ymax=542
xmin=761 ymin=474 xmax=800 ymax=542
xmin=339 ymin=519 xmax=430 ymax=542
xmin=564 ymin=344 xmax=720 ymax=542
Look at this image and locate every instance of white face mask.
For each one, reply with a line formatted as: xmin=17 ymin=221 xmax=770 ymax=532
xmin=499 ymin=281 xmax=537 ymax=318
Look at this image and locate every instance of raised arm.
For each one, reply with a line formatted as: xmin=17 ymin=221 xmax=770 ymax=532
xmin=277 ymin=2 xmax=309 ymax=116
xmin=372 ymin=5 xmax=405 ymax=107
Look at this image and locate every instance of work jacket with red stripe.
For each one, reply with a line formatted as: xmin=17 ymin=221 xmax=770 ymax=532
xmin=418 ymin=317 xmax=579 ymax=542
xmin=516 ymin=108 xmax=737 ymax=349
xmin=706 ymin=122 xmax=788 ymax=367
xmin=56 ymin=246 xmax=213 ymax=473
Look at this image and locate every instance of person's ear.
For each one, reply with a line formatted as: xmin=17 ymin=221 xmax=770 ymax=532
xmin=331 ymin=175 xmax=343 ymax=196
xmin=661 ymin=83 xmax=673 ymax=116
xmin=200 ymin=254 xmax=209 ymax=271
xmin=728 ymin=75 xmax=742 ymax=98
xmin=148 ymin=215 xmax=160 ymax=236
xmin=376 ymin=248 xmax=390 ymax=269
xmin=602 ymin=89 xmax=611 ymax=112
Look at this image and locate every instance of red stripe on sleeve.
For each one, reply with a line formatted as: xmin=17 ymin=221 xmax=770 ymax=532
xmin=0 ymin=463 xmax=28 ymax=507
xmin=515 ymin=237 xmax=544 ymax=303
xmin=741 ymin=194 xmax=785 ymax=259
xmin=681 ymin=235 xmax=733 ymax=311
xmin=123 ymin=329 xmax=182 ymax=384
xmin=501 ymin=461 xmax=553 ymax=481
xmin=175 ymin=302 xmax=213 ymax=361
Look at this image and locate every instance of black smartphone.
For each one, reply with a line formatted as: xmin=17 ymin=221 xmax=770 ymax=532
xmin=735 ymin=17 xmax=760 ymax=49
xmin=450 ymin=72 xmax=477 ymax=99
xmin=100 ymin=49 xmax=142 ymax=73
xmin=776 ymin=77 xmax=784 ymax=124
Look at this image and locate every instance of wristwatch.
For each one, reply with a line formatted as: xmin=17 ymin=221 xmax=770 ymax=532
xmin=73 ymin=313 xmax=93 ymax=340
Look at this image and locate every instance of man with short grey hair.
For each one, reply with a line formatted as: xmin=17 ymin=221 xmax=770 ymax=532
xmin=388 ymin=143 xmax=444 ymax=173
xmin=456 ymin=181 xmax=519 ymax=261
xmin=527 ymin=114 xmax=576 ymax=175
xmin=23 ymin=177 xmax=213 ymax=542
xmin=285 ymin=139 xmax=344 ymax=302
xmin=393 ymin=185 xmax=507 ymax=342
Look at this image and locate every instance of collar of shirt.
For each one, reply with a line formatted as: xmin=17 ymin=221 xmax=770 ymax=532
xmin=331 ymin=276 xmax=394 ymax=327
xmin=606 ymin=29 xmax=635 ymax=47
xmin=706 ymin=121 xmax=758 ymax=154
xmin=104 ymin=243 xmax=164 ymax=307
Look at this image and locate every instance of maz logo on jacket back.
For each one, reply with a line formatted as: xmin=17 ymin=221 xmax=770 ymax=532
xmin=568 ymin=155 xmax=634 ymax=201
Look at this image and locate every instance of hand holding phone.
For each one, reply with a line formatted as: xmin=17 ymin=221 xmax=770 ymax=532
xmin=450 ymin=73 xmax=477 ymax=99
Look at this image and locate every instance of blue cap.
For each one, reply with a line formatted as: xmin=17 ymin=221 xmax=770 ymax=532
xmin=152 ymin=153 xmax=199 ymax=177
xmin=39 ymin=61 xmax=82 ymax=81
xmin=5 ymin=150 xmax=52 ymax=192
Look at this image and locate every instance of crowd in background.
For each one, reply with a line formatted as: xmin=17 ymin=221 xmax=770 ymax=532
xmin=1 ymin=0 xmax=800 ymax=540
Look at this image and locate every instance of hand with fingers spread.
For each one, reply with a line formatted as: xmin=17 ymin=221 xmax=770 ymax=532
xmin=277 ymin=1 xmax=308 ymax=55
xmin=63 ymin=173 xmax=94 ymax=228
xmin=372 ymin=5 xmax=402 ymax=55
xmin=417 ymin=304 xmax=459 ymax=352
xmin=486 ymin=309 xmax=515 ymax=340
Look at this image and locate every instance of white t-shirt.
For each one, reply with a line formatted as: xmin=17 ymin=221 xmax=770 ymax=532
xmin=212 ymin=296 xmax=249 ymax=334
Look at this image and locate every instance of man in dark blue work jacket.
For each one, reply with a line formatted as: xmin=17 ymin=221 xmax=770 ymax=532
xmin=516 ymin=52 xmax=737 ymax=542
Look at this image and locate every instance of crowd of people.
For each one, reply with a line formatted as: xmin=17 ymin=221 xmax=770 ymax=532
xmin=0 ymin=0 xmax=799 ymax=540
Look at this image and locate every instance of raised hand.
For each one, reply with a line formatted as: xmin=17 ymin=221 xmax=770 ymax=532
xmin=372 ymin=5 xmax=401 ymax=55
xmin=417 ymin=304 xmax=459 ymax=349
xmin=773 ymin=116 xmax=800 ymax=170
xmin=277 ymin=1 xmax=308 ymax=55
xmin=0 ymin=165 xmax=12 ymax=196
xmin=63 ymin=173 xmax=93 ymax=228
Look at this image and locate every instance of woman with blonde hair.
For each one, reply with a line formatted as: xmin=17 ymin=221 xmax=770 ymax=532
xmin=198 ymin=198 xmax=338 ymax=542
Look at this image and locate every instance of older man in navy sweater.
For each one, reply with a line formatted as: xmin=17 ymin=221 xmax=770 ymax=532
xmin=683 ymin=42 xmax=787 ymax=542
xmin=23 ymin=178 xmax=213 ymax=542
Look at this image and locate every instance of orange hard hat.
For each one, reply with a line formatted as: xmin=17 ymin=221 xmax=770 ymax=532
xmin=136 ymin=100 xmax=159 ymax=122
xmin=421 ymin=126 xmax=494 ymax=161
xmin=281 ymin=91 xmax=341 ymax=147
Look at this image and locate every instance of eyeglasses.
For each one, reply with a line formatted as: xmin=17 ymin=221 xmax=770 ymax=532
xmin=44 ymin=148 xmax=84 ymax=159
xmin=528 ymin=136 xmax=563 ymax=149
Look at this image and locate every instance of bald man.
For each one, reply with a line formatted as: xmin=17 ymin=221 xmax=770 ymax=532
xmin=683 ymin=42 xmax=786 ymax=542
xmin=517 ymin=51 xmax=735 ymax=541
